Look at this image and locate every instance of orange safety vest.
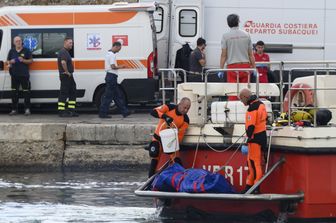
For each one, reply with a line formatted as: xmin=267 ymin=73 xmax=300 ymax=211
xmin=245 ymin=98 xmax=267 ymax=148
xmin=151 ymin=104 xmax=189 ymax=143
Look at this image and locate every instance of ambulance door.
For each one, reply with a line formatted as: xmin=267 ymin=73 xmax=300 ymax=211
xmin=169 ymin=0 xmax=202 ymax=68
xmin=0 ymin=28 xmax=11 ymax=103
xmin=140 ymin=0 xmax=170 ymax=68
xmin=154 ymin=1 xmax=169 ymax=68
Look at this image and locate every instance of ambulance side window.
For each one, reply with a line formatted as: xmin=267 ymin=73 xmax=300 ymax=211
xmin=179 ymin=9 xmax=197 ymax=37
xmin=154 ymin=7 xmax=164 ymax=33
xmin=11 ymin=28 xmax=74 ymax=58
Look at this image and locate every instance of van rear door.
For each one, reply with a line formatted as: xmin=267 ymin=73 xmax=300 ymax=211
xmin=169 ymin=0 xmax=202 ymax=68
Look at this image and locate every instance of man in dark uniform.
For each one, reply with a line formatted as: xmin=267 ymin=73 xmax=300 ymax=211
xmin=148 ymin=97 xmax=191 ymax=177
xmin=189 ymin=37 xmax=206 ymax=74
xmin=57 ymin=37 xmax=78 ymax=117
xmin=7 ymin=36 xmax=33 ymax=116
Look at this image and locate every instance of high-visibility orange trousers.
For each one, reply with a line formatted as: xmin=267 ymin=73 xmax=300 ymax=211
xmin=246 ymin=142 xmax=263 ymax=186
xmin=227 ymin=63 xmax=251 ymax=100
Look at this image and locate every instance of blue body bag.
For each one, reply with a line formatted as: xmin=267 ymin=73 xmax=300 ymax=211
xmin=152 ymin=163 xmax=236 ymax=193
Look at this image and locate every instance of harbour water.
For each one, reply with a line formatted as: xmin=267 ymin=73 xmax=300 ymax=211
xmin=0 ymin=169 xmax=161 ymax=223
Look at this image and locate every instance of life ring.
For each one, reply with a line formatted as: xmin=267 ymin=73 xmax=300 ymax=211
xmin=283 ymin=83 xmax=314 ymax=112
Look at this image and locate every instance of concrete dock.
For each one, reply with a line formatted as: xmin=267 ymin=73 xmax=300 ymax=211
xmin=0 ymin=113 xmax=157 ymax=171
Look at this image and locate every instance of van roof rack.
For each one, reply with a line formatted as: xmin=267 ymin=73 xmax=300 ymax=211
xmin=109 ymin=2 xmax=157 ymax=12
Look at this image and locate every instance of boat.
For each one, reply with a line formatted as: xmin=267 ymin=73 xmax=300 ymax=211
xmin=135 ymin=65 xmax=336 ymax=222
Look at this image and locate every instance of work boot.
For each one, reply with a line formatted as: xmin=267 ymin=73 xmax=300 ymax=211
xmin=99 ymin=114 xmax=112 ymax=119
xmin=240 ymin=185 xmax=252 ymax=194
xmin=59 ymin=111 xmax=72 ymax=118
xmin=122 ymin=111 xmax=131 ymax=118
xmin=241 ymin=185 xmax=261 ymax=194
xmin=9 ymin=110 xmax=17 ymax=116
xmin=173 ymin=157 xmax=183 ymax=166
xmin=24 ymin=108 xmax=31 ymax=116
xmin=148 ymin=159 xmax=158 ymax=178
xmin=69 ymin=110 xmax=79 ymax=117
xmin=252 ymin=186 xmax=261 ymax=194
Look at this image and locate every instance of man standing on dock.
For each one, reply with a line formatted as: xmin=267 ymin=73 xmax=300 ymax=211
xmin=57 ymin=37 xmax=78 ymax=117
xmin=147 ymin=97 xmax=191 ymax=178
xmin=239 ymin=89 xmax=267 ymax=194
xmin=99 ymin=41 xmax=130 ymax=119
xmin=7 ymin=36 xmax=33 ymax=116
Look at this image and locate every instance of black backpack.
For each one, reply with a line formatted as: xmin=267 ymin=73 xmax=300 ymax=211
xmin=175 ymin=43 xmax=192 ymax=71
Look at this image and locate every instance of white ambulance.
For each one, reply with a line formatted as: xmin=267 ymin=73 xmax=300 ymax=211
xmin=0 ymin=2 xmax=158 ymax=107
xmin=141 ymin=0 xmax=336 ymax=69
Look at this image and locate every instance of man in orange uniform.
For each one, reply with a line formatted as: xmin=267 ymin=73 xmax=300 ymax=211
xmin=148 ymin=97 xmax=191 ymax=177
xmin=239 ymin=89 xmax=267 ymax=194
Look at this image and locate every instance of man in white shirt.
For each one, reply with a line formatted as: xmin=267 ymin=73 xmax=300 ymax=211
xmin=99 ymin=41 xmax=130 ymax=118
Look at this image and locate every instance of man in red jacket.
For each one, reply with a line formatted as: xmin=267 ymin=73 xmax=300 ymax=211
xmin=254 ymin=40 xmax=270 ymax=83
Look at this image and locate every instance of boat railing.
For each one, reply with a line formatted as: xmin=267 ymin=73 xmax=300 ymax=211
xmin=158 ymin=68 xmax=187 ymax=104
xmin=203 ymin=68 xmax=259 ymax=125
xmin=288 ymin=67 xmax=336 ymax=127
xmin=254 ymin=60 xmax=336 ymax=112
xmin=158 ymin=61 xmax=336 ymax=125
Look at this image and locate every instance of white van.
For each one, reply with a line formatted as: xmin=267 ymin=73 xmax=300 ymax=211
xmin=141 ymin=0 xmax=336 ymax=69
xmin=0 ymin=2 xmax=158 ymax=107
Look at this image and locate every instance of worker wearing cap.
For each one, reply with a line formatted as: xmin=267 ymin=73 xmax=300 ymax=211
xmin=239 ymin=88 xmax=267 ymax=194
xmin=219 ymin=14 xmax=256 ymax=100
xmin=147 ymin=97 xmax=191 ymax=178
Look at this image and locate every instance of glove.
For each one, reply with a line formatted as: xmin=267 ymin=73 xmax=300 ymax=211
xmin=241 ymin=144 xmax=248 ymax=155
xmin=252 ymin=70 xmax=258 ymax=78
xmin=162 ymin=114 xmax=173 ymax=126
xmin=217 ymin=71 xmax=224 ymax=79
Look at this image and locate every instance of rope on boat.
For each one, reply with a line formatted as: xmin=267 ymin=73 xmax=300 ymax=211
xmin=202 ymin=132 xmax=245 ymax=153
xmin=191 ymin=127 xmax=202 ymax=168
xmin=190 ymin=130 xmax=246 ymax=175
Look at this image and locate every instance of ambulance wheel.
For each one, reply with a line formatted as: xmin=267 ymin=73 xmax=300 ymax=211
xmin=94 ymin=85 xmax=128 ymax=111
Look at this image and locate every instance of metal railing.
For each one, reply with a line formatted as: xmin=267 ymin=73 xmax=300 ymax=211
xmin=203 ymin=68 xmax=259 ymax=125
xmin=288 ymin=67 xmax=336 ymax=127
xmin=158 ymin=60 xmax=336 ymax=126
xmin=254 ymin=60 xmax=336 ymax=112
xmin=158 ymin=68 xmax=187 ymax=104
